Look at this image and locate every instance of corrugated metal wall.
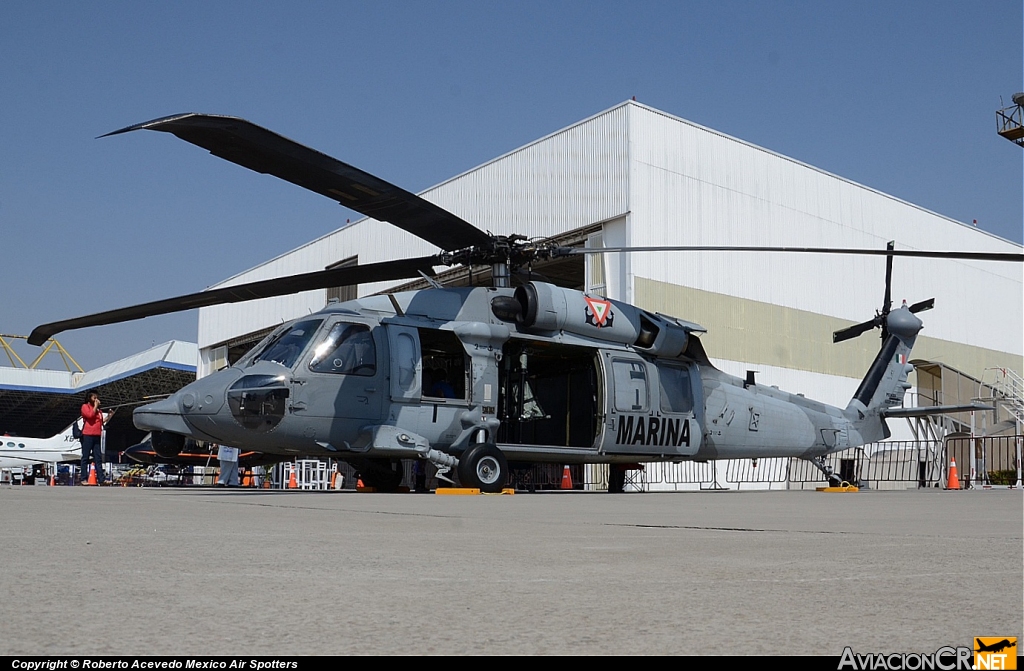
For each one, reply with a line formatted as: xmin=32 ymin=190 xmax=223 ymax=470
xmin=626 ymin=104 xmax=1022 ymax=359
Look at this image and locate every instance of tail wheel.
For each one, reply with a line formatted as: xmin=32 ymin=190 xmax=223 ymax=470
xmin=458 ymin=443 xmax=508 ymax=493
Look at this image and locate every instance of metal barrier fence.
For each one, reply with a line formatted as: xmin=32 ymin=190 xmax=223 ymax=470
xmin=945 ymin=435 xmax=1023 ymax=488
xmin=394 ymin=436 xmax=1020 ymax=492
xmin=557 ymin=437 xmax=1021 ymax=492
xmin=50 ymin=436 xmax=1017 ymax=491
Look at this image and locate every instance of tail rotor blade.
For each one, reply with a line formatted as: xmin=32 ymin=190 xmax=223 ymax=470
xmin=880 ymin=241 xmax=895 ymax=340
xmin=908 ymin=298 xmax=935 ymax=313
xmin=883 ymin=241 xmax=894 ymax=314
xmin=833 ymin=318 xmax=881 ymax=344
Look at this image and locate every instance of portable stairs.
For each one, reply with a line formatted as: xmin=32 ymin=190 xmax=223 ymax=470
xmin=979 ymin=367 xmax=1024 ymax=431
xmin=906 ymin=360 xmax=1013 ymax=442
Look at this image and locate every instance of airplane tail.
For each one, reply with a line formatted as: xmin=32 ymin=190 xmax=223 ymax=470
xmin=60 ymin=418 xmax=84 ymax=441
xmin=843 ymin=306 xmax=923 ymax=443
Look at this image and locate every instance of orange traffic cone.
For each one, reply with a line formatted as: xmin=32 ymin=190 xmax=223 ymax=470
xmin=87 ymin=464 xmax=98 ymax=486
xmin=49 ymin=474 xmax=55 ymax=486
xmin=946 ymin=457 xmax=961 ymax=490
xmin=561 ymin=465 xmax=573 ymax=489
xmin=288 ymin=468 xmax=297 ymax=489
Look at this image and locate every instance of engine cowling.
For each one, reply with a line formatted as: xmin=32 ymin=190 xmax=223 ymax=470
xmin=506 ymin=282 xmax=700 ymax=358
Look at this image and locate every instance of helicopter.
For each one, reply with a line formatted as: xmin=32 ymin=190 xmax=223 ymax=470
xmin=29 ymin=114 xmax=1022 ymax=493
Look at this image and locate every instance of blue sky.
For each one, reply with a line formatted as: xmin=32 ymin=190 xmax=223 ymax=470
xmin=2 ymin=1 xmax=1021 ymax=369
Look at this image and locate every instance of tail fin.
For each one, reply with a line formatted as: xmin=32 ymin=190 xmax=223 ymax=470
xmin=57 ymin=418 xmax=83 ymax=442
xmin=844 ymin=306 xmax=923 ymax=443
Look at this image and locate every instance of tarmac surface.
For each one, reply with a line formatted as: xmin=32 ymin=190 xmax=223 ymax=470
xmin=0 ymin=485 xmax=1020 ymax=656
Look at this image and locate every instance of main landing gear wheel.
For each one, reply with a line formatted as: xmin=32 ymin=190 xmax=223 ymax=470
xmin=457 ymin=443 xmax=508 ymax=493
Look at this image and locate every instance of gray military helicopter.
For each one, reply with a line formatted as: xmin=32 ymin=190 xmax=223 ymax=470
xmin=30 ymin=115 xmax=1021 ymax=492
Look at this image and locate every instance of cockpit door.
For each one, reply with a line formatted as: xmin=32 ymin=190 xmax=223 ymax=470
xmin=290 ymin=320 xmax=385 ymax=423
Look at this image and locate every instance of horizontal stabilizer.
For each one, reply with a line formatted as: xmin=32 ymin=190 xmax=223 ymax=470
xmin=881 ymin=403 xmax=994 ymax=418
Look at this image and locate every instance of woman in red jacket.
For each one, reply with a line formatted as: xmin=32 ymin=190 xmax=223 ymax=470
xmin=80 ymin=392 xmax=114 ymax=485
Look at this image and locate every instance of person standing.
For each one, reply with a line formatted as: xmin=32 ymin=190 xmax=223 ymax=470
xmin=217 ymin=444 xmax=240 ymax=487
xmin=80 ymin=392 xmax=113 ymax=485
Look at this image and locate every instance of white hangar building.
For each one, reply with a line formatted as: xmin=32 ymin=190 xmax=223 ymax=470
xmin=196 ymin=101 xmax=1023 ymax=453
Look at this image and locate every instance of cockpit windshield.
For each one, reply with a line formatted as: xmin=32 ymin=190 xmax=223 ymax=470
xmin=249 ymin=319 xmax=324 ymax=368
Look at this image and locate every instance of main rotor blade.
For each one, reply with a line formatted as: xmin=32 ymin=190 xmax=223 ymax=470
xmin=28 ymin=256 xmax=439 ymax=346
xmin=102 ymin=114 xmax=493 ymax=252
xmin=566 ymin=246 xmax=1024 ymax=262
xmin=833 ymin=318 xmax=881 ymax=344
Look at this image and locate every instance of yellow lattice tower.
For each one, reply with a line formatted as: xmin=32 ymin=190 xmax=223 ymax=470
xmin=0 ymin=334 xmax=84 ymax=372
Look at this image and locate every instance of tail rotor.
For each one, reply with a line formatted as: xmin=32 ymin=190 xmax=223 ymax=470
xmin=833 ymin=241 xmax=934 ymax=345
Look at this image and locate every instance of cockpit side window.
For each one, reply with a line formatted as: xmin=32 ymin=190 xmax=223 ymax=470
xmin=250 ymin=319 xmax=324 ymax=368
xmin=309 ymin=323 xmax=377 ymax=376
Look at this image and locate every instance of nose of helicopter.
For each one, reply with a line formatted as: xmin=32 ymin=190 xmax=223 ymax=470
xmin=134 ymin=394 xmax=195 ymax=436
xmin=134 ymin=368 xmax=243 ymax=436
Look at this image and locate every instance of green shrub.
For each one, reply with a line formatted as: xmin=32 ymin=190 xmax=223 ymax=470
xmin=987 ymin=469 xmax=1018 ymax=485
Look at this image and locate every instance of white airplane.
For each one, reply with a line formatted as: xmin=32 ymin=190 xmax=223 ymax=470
xmin=0 ymin=421 xmax=83 ymax=470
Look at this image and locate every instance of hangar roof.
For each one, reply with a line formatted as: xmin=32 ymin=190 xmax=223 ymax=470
xmin=0 ymin=341 xmax=196 ymax=439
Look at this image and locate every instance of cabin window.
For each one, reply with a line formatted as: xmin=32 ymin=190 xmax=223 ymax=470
xmin=308 ymin=323 xmax=376 ymax=376
xmin=657 ymin=363 xmax=694 ymax=414
xmin=419 ymin=329 xmax=468 ymax=400
xmin=227 ymin=375 xmax=289 ymax=432
xmin=611 ymin=359 xmax=649 ymax=412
